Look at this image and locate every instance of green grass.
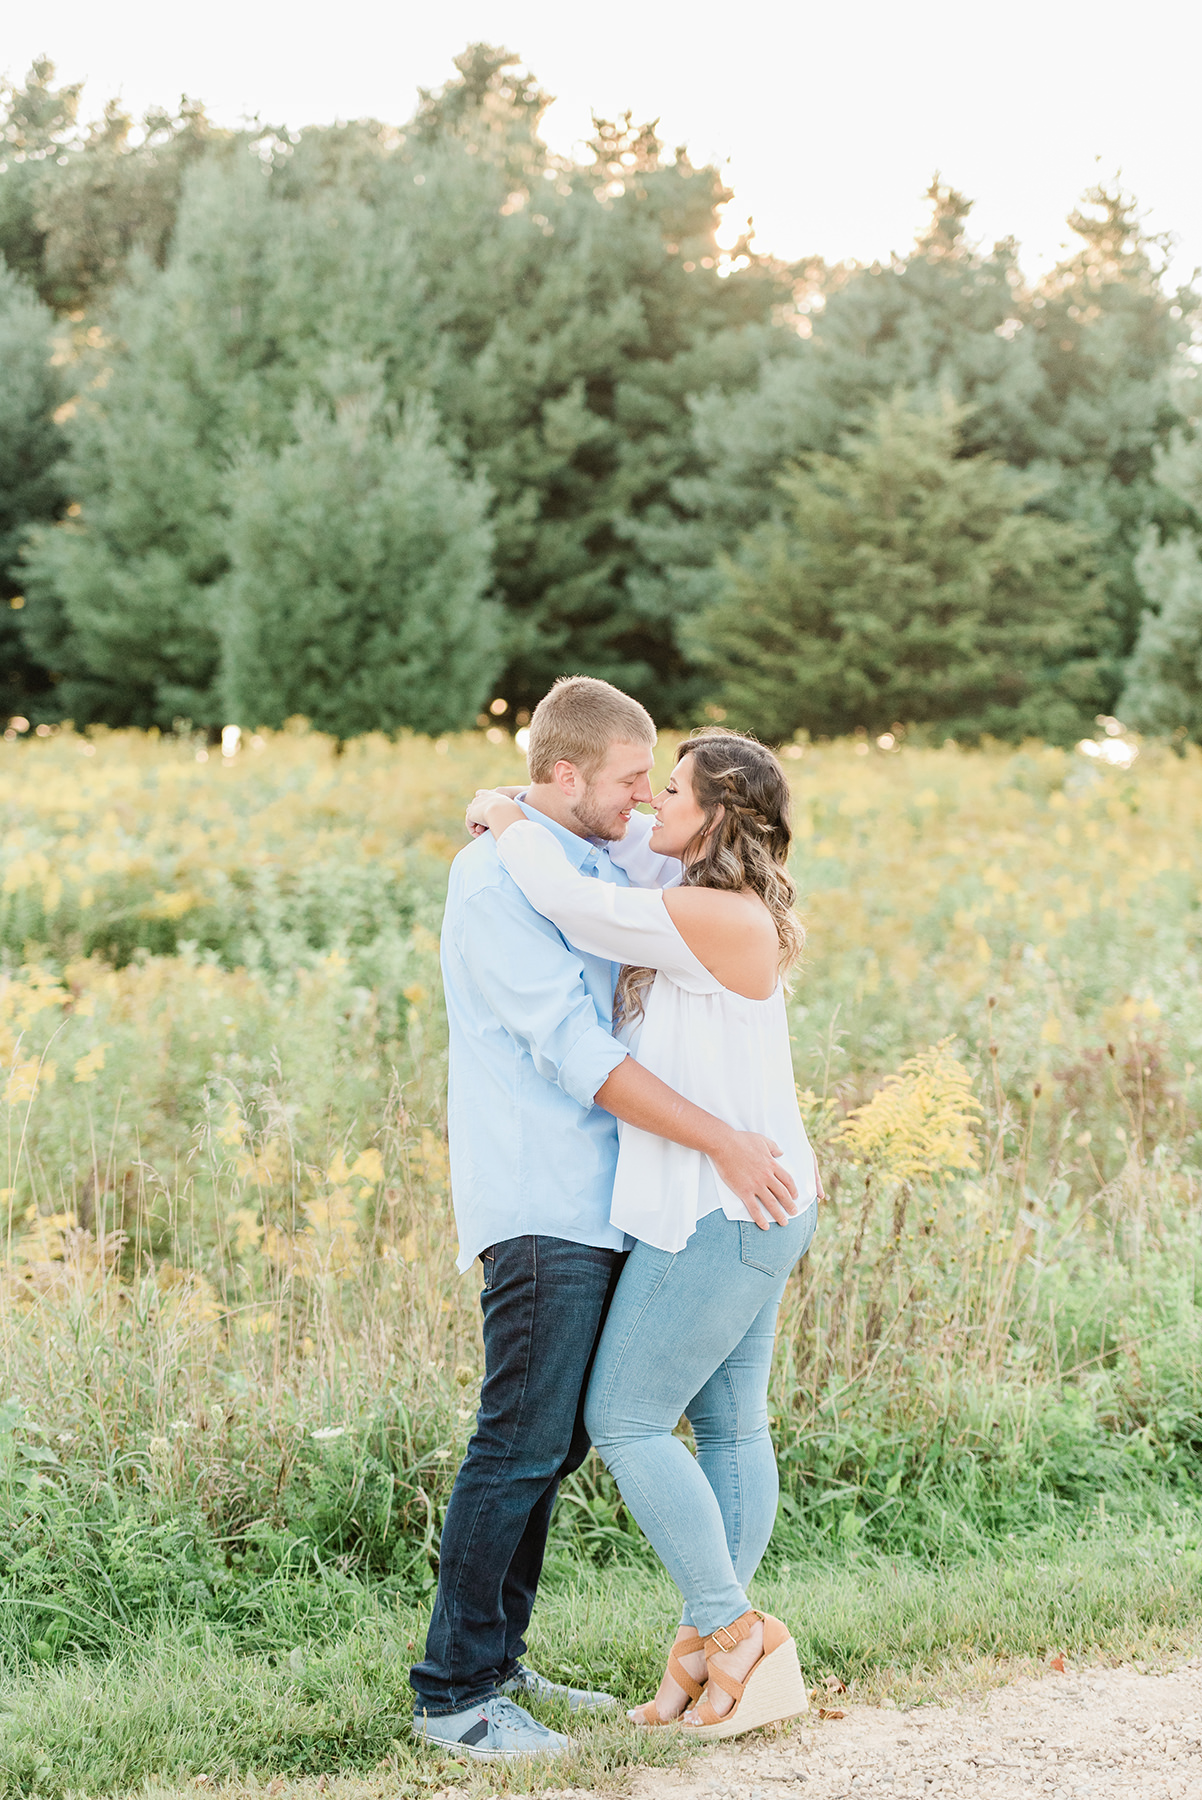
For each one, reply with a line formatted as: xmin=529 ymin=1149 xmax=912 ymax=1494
xmin=5 ymin=1529 xmax=1202 ymax=1799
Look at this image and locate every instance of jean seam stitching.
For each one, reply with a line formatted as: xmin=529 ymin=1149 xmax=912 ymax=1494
xmin=721 ymin=1360 xmax=744 ymax=1573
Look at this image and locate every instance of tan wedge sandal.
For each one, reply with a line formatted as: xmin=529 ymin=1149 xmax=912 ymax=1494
xmin=628 ymin=1631 xmax=707 ymax=1726
xmin=679 ymin=1610 xmax=809 ymax=1741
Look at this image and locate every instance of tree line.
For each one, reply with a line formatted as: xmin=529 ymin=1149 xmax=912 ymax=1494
xmin=2 ymin=45 xmax=1200 ymax=743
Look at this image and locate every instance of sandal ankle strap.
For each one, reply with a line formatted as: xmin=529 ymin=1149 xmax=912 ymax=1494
xmin=702 ymin=1609 xmax=762 ymax=1656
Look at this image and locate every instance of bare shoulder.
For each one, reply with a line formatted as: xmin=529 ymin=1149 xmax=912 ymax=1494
xmin=663 ymin=885 xmax=779 ymax=997
xmin=664 ymin=885 xmax=776 ymax=943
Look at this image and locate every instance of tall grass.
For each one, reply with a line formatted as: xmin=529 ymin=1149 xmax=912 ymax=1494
xmin=0 ymin=723 xmax=1200 ymax=1697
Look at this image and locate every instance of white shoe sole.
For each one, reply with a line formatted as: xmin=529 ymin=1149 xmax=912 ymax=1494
xmin=681 ymin=1636 xmax=810 ymax=1742
xmin=416 ymin=1735 xmax=572 ymax=1762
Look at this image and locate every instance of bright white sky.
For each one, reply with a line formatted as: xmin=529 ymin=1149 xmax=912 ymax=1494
xmin=5 ymin=0 xmax=1201 ymax=290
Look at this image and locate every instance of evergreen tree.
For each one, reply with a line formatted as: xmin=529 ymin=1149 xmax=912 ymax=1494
xmin=222 ymin=389 xmax=497 ymax=736
xmin=409 ymin=42 xmax=550 ymax=184
xmin=23 ymin=49 xmax=789 ymax=725
xmin=13 ymin=49 xmax=1198 ymax=739
xmin=1 ymin=58 xmax=235 ymax=314
xmin=632 ymin=184 xmax=1038 ymax=626
xmin=1120 ymin=428 xmax=1202 ymax=739
xmin=0 ymin=59 xmax=83 ymax=298
xmin=688 ymin=398 xmax=1107 ymax=743
xmin=1019 ymin=187 xmax=1198 ymax=676
xmin=778 ymin=183 xmax=1040 ymax=459
xmin=645 ymin=184 xmax=1196 ymax=715
xmin=19 ymin=154 xmax=436 ymax=725
xmin=34 ymin=96 xmax=226 ymax=312
xmin=0 ymin=263 xmax=65 ymax=707
xmin=389 ymin=60 xmax=789 ymax=713
xmin=19 ymin=159 xmax=279 ymax=725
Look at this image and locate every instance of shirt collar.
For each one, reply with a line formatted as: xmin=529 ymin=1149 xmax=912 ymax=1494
xmin=516 ymin=797 xmax=604 ymax=870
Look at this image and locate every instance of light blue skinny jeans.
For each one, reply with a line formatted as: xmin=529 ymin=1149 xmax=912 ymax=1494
xmin=584 ymin=1199 xmax=818 ymax=1638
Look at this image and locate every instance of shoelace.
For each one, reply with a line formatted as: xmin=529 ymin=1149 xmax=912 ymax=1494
xmin=509 ymin=1666 xmax=550 ymax=1693
xmin=487 ymin=1696 xmax=552 ymax=1734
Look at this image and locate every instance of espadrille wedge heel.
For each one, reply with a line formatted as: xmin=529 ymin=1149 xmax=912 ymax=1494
xmin=628 ymin=1631 xmax=707 ymax=1726
xmin=680 ymin=1610 xmax=808 ymax=1742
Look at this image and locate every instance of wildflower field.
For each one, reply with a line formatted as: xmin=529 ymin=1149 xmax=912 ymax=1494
xmin=1 ymin=723 xmax=1201 ymax=1797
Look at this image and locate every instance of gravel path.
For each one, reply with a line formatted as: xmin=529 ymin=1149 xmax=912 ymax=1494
xmin=622 ymin=1660 xmax=1202 ymax=1799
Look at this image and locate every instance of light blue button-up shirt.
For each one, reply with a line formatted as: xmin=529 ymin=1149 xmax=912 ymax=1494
xmin=441 ymin=802 xmax=634 ymax=1272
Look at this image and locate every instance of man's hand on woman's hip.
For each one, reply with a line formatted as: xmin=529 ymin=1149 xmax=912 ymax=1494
xmin=594 ymin=1059 xmax=802 ymax=1232
xmin=709 ymin=1129 xmax=799 ymax=1230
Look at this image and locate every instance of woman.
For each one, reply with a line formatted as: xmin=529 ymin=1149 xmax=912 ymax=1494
xmin=466 ymin=729 xmax=819 ymax=1740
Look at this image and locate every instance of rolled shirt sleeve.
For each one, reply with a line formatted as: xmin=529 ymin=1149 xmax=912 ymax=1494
xmin=457 ymin=880 xmax=628 ymax=1107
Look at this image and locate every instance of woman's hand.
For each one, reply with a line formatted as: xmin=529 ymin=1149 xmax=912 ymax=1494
xmin=466 ymin=788 xmax=505 ymax=832
xmin=465 ymin=790 xmax=526 ymax=839
xmin=465 ymin=786 xmax=524 ymax=836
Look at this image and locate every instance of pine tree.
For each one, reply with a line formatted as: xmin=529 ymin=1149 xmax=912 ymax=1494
xmin=1119 ymin=427 xmax=1202 ymax=739
xmin=1019 ymin=187 xmax=1198 ymax=676
xmin=688 ymin=398 xmax=1107 ymax=743
xmin=14 ymin=53 xmax=1196 ymax=739
xmin=19 ymin=159 xmax=280 ymax=725
xmin=409 ymin=43 xmax=550 ymax=184
xmin=644 ymin=183 xmax=1196 ymax=718
xmin=19 ymin=153 xmax=438 ymax=725
xmin=0 ymin=59 xmax=83 ymax=298
xmin=34 ymin=96 xmax=226 ymax=312
xmin=0 ymin=60 xmax=228 ymax=313
xmin=393 ymin=72 xmax=789 ymax=714
xmin=221 ymin=389 xmax=497 ymax=737
xmin=632 ymin=184 xmax=1041 ymax=646
xmin=22 ymin=50 xmax=789 ymax=726
xmin=0 ymin=264 xmax=65 ymax=707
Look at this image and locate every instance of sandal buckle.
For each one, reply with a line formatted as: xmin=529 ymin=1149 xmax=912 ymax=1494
xmin=709 ymin=1624 xmax=739 ymax=1653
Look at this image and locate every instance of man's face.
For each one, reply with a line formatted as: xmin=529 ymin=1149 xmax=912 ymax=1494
xmin=569 ymin=739 xmax=655 ymax=841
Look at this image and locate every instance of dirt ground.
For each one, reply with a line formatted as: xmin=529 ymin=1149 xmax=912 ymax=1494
xmin=629 ymin=1661 xmax=1202 ymax=1799
xmin=510 ymin=1660 xmax=1202 ymax=1800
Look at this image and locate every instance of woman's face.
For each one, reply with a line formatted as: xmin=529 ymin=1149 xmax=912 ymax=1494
xmin=648 ymin=753 xmax=713 ymax=861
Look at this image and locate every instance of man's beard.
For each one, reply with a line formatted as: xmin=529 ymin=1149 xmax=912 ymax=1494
xmin=571 ymin=786 xmax=627 ymax=841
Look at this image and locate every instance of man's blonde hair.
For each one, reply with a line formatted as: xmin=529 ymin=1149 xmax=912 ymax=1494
xmin=526 ymin=676 xmax=656 ymax=783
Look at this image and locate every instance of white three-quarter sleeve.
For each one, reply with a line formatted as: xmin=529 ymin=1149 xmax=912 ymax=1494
xmin=496 ymin=820 xmax=720 ymax=993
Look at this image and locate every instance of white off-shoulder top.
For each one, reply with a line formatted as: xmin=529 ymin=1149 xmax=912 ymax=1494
xmin=496 ymin=818 xmax=817 ymax=1254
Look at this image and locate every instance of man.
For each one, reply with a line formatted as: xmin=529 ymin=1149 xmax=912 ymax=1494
xmin=410 ymin=677 xmax=797 ymax=1761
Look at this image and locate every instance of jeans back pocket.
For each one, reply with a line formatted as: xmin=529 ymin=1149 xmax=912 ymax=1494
xmin=739 ymin=1203 xmax=817 ymax=1278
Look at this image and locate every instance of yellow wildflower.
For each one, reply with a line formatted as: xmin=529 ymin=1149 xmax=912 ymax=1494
xmin=837 ymin=1040 xmax=981 ymax=1183
xmin=73 ymin=1043 xmax=108 ymax=1083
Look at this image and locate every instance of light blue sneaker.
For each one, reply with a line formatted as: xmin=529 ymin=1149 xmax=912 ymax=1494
xmin=500 ymin=1663 xmax=618 ymax=1711
xmin=412 ymin=1694 xmax=572 ymax=1761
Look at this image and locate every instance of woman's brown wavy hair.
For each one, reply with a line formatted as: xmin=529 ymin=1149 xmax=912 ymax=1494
xmin=616 ymin=728 xmax=804 ymax=1025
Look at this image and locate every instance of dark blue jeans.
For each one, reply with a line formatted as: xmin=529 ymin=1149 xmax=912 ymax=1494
xmin=409 ymin=1235 xmax=625 ymax=1715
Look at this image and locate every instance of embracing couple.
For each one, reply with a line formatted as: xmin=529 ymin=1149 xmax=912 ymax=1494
xmin=409 ymin=677 xmax=821 ymax=1761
